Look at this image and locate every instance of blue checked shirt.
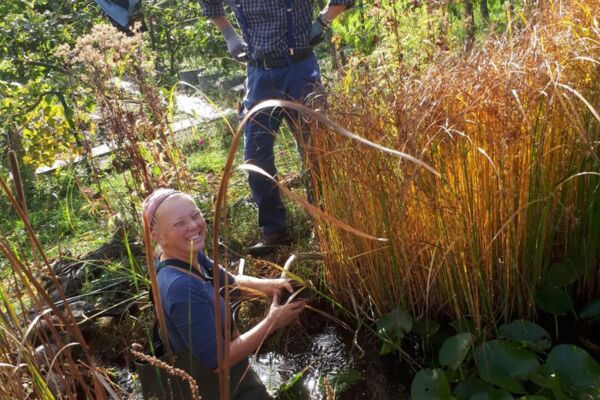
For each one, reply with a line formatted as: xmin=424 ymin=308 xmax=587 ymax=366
xmin=199 ymin=0 xmax=353 ymax=59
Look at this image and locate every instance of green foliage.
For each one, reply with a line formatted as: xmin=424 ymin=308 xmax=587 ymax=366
xmin=475 ymin=340 xmax=539 ymax=393
xmin=439 ymin=332 xmax=474 ymax=369
xmin=413 ymin=317 xmax=441 ymax=338
xmin=498 ymin=320 xmax=551 ymax=352
xmin=411 ymin=369 xmax=452 ymax=400
xmin=0 ymin=0 xmax=98 ymax=82
xmin=546 ymin=345 xmax=600 ymax=398
xmin=21 ymin=93 xmax=81 ymax=168
xmin=143 ymin=0 xmax=240 ymax=80
xmin=408 ymin=316 xmax=600 ymax=400
xmin=321 ymin=368 xmax=361 ymax=395
xmin=534 ymin=287 xmax=574 ymax=316
xmin=376 ymin=305 xmax=412 ymax=354
xmin=332 ymin=3 xmax=380 ymax=56
xmin=543 ymin=258 xmax=585 ymax=288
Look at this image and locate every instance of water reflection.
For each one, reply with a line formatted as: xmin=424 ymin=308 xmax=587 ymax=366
xmin=251 ymin=326 xmax=351 ymax=399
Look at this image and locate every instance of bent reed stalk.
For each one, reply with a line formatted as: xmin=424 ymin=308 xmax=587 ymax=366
xmin=311 ymin=0 xmax=600 ymax=329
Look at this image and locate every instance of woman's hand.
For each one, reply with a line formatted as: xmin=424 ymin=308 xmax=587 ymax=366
xmin=266 ymin=293 xmax=306 ymax=331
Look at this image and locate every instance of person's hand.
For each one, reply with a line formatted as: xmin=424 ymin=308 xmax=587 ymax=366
xmin=309 ymin=15 xmax=330 ymax=46
xmin=266 ymin=293 xmax=306 ymax=331
xmin=260 ymin=278 xmax=293 ymax=298
xmin=222 ymin=25 xmax=248 ymax=62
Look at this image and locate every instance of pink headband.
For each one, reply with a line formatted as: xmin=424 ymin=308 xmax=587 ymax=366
xmin=142 ymin=188 xmax=180 ymax=226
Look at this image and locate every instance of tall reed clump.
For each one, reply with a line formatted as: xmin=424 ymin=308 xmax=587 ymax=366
xmin=0 ymin=175 xmax=119 ymax=398
xmin=312 ymin=0 xmax=600 ymax=328
xmin=56 ymin=23 xmax=192 ymax=201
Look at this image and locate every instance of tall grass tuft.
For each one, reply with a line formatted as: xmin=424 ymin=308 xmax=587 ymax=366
xmin=312 ymin=0 xmax=600 ymax=328
xmin=0 ymin=174 xmax=112 ymax=398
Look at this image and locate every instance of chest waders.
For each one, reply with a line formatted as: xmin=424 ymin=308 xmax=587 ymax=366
xmin=135 ymin=259 xmax=271 ymax=400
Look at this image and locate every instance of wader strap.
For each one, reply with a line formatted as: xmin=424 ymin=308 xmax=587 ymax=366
xmin=285 ymin=0 xmax=295 ymax=55
xmin=233 ymin=0 xmax=296 ymax=58
xmin=233 ymin=0 xmax=254 ymax=55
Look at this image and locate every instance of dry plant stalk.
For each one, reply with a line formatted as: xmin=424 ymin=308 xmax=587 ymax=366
xmin=56 ymin=23 xmax=192 ymax=199
xmin=130 ymin=343 xmax=201 ymax=400
xmin=311 ymin=0 xmax=600 ymax=328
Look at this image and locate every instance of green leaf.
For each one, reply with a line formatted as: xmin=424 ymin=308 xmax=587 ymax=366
xmin=475 ymin=340 xmax=540 ymax=394
xmin=470 ymin=389 xmax=515 ymax=400
xmin=517 ymin=396 xmax=551 ymax=399
xmin=376 ymin=306 xmax=412 ymax=342
xmin=379 ymin=341 xmax=395 ymax=355
xmin=453 ymin=376 xmax=492 ymax=398
xmin=413 ymin=317 xmax=441 ymax=337
xmin=543 ymin=258 xmax=583 ymax=288
xmin=579 ymin=298 xmax=600 ymax=323
xmin=410 ymin=369 xmax=451 ymax=400
xmin=498 ymin=320 xmax=551 ymax=351
xmin=546 ymin=344 xmax=600 ymax=397
xmin=327 ymin=368 xmax=361 ymax=395
xmin=439 ymin=332 xmax=475 ymax=369
xmin=529 ymin=364 xmax=568 ymax=399
xmin=535 ymin=287 xmax=573 ymax=315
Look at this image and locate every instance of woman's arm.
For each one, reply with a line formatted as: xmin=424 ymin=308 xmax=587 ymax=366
xmin=235 ymin=275 xmax=293 ymax=298
xmin=169 ymin=274 xmax=304 ymax=369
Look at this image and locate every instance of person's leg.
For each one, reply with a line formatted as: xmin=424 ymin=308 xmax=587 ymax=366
xmin=243 ymin=65 xmax=288 ymax=237
xmin=244 ymin=111 xmax=286 ymax=235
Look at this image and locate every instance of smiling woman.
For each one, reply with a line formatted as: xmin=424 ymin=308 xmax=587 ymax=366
xmin=139 ymin=188 xmax=306 ymax=399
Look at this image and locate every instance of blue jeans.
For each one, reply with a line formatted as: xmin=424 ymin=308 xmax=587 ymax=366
xmin=243 ymin=54 xmax=321 ymax=235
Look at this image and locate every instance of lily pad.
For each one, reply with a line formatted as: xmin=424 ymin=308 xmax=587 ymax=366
xmin=498 ymin=320 xmax=551 ymax=351
xmin=529 ymin=364 xmax=569 ymax=400
xmin=475 ymin=340 xmax=540 ymax=393
xmin=535 ymin=287 xmax=573 ymax=315
xmin=439 ymin=332 xmax=475 ymax=369
xmin=411 ymin=369 xmax=451 ymax=400
xmin=377 ymin=306 xmax=412 ymax=341
xmin=546 ymin=344 xmax=600 ymax=397
xmin=413 ymin=317 xmax=441 ymax=337
xmin=543 ymin=258 xmax=583 ymax=288
xmin=453 ymin=377 xmax=492 ymax=397
xmin=377 ymin=306 xmax=412 ymax=355
xmin=470 ymin=389 xmax=515 ymax=400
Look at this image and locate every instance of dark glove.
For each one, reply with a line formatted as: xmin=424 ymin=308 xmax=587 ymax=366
xmin=222 ymin=25 xmax=248 ymax=62
xmin=309 ymin=15 xmax=330 ymax=46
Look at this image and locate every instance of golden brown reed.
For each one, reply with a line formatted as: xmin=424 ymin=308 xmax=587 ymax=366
xmin=130 ymin=343 xmax=201 ymax=400
xmin=311 ymin=0 xmax=600 ymax=328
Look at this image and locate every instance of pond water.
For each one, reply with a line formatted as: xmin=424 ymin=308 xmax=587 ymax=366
xmin=116 ymin=322 xmax=409 ymax=399
xmin=251 ymin=326 xmax=350 ymax=398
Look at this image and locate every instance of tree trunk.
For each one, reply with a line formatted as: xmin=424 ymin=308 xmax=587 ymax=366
xmin=463 ymin=0 xmax=475 ymax=51
xmin=480 ymin=0 xmax=489 ymax=24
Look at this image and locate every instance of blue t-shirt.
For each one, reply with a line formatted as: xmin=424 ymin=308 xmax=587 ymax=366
xmin=157 ymin=252 xmax=235 ymax=369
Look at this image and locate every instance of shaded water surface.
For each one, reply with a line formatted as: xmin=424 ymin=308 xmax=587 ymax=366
xmin=251 ymin=325 xmax=409 ymax=399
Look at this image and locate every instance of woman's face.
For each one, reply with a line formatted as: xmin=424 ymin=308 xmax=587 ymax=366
xmin=153 ymin=194 xmax=207 ymax=259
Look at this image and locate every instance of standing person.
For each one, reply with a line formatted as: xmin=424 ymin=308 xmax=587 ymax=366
xmin=141 ymin=188 xmax=306 ymax=399
xmin=197 ymin=0 xmax=352 ymax=256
